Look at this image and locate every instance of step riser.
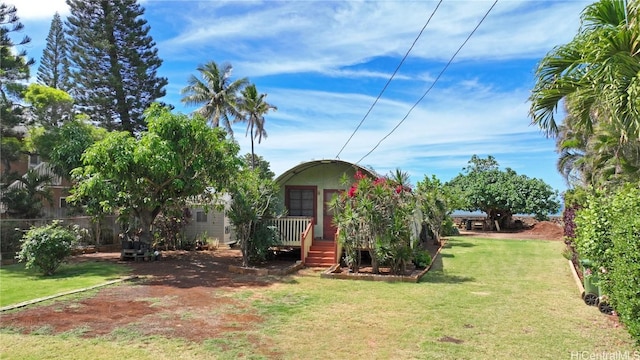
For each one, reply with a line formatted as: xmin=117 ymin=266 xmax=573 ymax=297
xmin=305 ymin=241 xmax=336 ymax=266
xmin=305 ymin=262 xmax=334 ymax=267
xmin=308 ymin=251 xmax=334 ymax=255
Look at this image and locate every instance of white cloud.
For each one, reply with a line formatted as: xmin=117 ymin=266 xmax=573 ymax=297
xmin=159 ymin=1 xmax=590 ymax=78
xmin=8 ymin=0 xmax=68 ymax=20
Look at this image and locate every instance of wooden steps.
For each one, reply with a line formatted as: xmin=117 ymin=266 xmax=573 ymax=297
xmin=305 ymin=240 xmax=335 ymax=267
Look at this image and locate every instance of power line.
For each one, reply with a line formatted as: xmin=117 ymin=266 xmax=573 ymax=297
xmin=334 ymin=0 xmax=443 ymax=159
xmin=355 ymin=0 xmax=499 ymax=166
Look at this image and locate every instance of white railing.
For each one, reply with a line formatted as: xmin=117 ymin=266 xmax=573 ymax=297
xmin=268 ymin=216 xmax=313 ymax=247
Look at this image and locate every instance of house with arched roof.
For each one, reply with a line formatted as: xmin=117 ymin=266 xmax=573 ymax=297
xmin=271 ymin=159 xmax=377 ymax=266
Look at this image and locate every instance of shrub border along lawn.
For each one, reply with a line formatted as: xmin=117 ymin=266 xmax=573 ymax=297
xmin=321 ymin=241 xmax=445 ymax=282
xmin=0 ymin=275 xmax=138 ymax=312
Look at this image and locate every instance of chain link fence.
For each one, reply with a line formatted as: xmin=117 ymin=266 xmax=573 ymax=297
xmin=0 ymin=216 xmax=119 ymax=263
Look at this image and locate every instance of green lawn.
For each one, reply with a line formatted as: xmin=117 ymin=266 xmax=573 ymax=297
xmin=0 ymin=261 xmax=130 ymax=307
xmin=1 ymin=237 xmax=637 ymax=359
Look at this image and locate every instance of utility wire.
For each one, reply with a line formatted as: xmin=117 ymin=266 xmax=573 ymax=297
xmin=355 ymin=0 xmax=499 ymax=166
xmin=335 ymin=0 xmax=443 ymax=159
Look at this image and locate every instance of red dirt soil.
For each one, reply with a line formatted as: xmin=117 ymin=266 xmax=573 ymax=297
xmin=0 ymin=248 xmax=295 ymax=345
xmin=459 ymin=221 xmax=564 ymax=240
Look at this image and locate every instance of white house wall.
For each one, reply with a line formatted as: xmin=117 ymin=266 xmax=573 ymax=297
xmin=183 ymin=207 xmax=234 ymax=245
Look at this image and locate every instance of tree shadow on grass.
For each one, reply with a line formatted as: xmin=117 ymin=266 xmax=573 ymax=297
xmin=0 ymin=261 xmax=128 ymax=281
xmin=442 ymin=239 xmax=476 ymax=248
xmin=419 ymin=242 xmax=475 ymax=284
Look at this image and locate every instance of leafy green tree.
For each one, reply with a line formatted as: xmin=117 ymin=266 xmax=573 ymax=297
xmin=30 ymin=118 xmax=108 ymax=180
xmin=447 ymin=155 xmax=560 ymax=229
xmin=1 ymin=136 xmax=23 ymax=179
xmin=17 ymin=221 xmax=77 ymax=275
xmin=237 ymin=84 xmax=277 ymax=170
xmin=239 ymin=153 xmax=275 ymax=180
xmin=24 ymin=84 xmax=74 ymax=128
xmin=0 ymin=3 xmax=33 ymax=137
xmin=181 ymin=61 xmax=248 ymax=135
xmin=69 ymin=104 xmax=240 ymax=244
xmin=36 ymin=12 xmax=71 ymax=92
xmin=227 ymin=170 xmax=282 ymax=267
xmin=0 ymin=169 xmax=53 ymax=218
xmin=66 ymin=0 xmax=167 ymax=133
xmin=415 ymin=174 xmax=456 ymax=245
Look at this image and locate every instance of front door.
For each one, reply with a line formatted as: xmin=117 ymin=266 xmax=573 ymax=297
xmin=323 ymin=189 xmax=341 ymax=241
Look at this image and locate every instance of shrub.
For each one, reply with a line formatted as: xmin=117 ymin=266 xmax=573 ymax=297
xmin=228 ymin=170 xmax=283 ymax=267
xmin=330 ymin=170 xmax=418 ymax=275
xmin=413 ymin=249 xmax=432 ymax=269
xmin=17 ymin=221 xmax=78 ymax=275
xmin=248 ymin=223 xmax=280 ymax=264
xmin=574 ymin=190 xmax=613 ymax=272
xmin=605 ymin=185 xmax=640 ymax=342
xmin=574 ymin=185 xmax=640 ymax=344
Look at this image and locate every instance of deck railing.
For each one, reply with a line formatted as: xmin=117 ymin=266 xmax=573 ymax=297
xmin=334 ymin=229 xmax=342 ymax=265
xmin=301 ymin=220 xmax=314 ymax=264
xmin=268 ymin=216 xmax=313 ymax=247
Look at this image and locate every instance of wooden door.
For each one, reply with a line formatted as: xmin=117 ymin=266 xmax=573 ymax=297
xmin=323 ymin=189 xmax=341 ymax=241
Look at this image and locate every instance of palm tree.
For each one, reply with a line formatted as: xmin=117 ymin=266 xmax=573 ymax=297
xmin=556 ymin=107 xmax=640 ymax=188
xmin=529 ymin=0 xmax=639 ymax=140
xmin=0 ymin=169 xmax=53 ymax=218
xmin=180 ymin=61 xmax=248 ymax=136
xmin=236 ymin=84 xmax=276 ymax=170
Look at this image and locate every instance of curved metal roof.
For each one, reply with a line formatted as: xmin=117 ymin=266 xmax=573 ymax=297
xmin=275 ymin=159 xmax=378 ymax=185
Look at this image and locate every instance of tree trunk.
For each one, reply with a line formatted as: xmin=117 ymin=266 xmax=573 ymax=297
xmin=369 ymin=248 xmax=379 ymax=274
xmin=238 ymin=222 xmax=251 ymax=268
xmin=136 ymin=209 xmax=156 ymax=244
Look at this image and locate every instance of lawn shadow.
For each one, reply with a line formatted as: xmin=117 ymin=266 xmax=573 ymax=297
xmin=419 ymin=241 xmax=475 ymax=284
xmin=0 ymin=261 xmax=128 ymax=282
xmin=442 ymin=238 xmax=476 ymax=248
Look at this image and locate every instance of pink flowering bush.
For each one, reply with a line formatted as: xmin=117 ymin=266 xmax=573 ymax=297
xmin=330 ymin=169 xmax=419 ymax=274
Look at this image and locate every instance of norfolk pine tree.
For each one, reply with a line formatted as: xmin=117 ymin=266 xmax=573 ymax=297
xmin=37 ymin=12 xmax=71 ymax=92
xmin=1 ymin=3 xmax=33 ymax=181
xmin=0 ymin=3 xmax=33 ymax=135
xmin=66 ymin=0 xmax=167 ymax=133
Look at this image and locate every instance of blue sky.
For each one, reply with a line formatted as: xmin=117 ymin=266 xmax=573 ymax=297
xmin=14 ymin=0 xmax=593 ymax=192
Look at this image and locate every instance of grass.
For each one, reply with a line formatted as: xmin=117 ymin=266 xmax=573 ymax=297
xmin=1 ymin=237 xmax=637 ymax=359
xmin=0 ymin=261 xmax=130 ymax=307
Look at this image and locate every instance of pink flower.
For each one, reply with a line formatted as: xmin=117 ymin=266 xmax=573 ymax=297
xmin=354 ymin=170 xmax=365 ymax=180
xmin=348 ymin=186 xmax=357 ymax=198
xmin=396 ymin=185 xmax=403 ymax=193
xmin=373 ymin=177 xmax=386 ymax=186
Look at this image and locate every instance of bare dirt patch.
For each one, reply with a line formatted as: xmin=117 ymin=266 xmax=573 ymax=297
xmin=0 ymin=248 xmax=296 ymax=346
xmin=459 ymin=221 xmax=564 ymax=241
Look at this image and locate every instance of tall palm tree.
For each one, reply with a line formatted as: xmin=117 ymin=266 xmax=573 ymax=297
xmin=237 ymin=84 xmax=276 ymax=170
xmin=529 ymin=0 xmax=639 ymax=140
xmin=180 ymin=61 xmax=248 ymax=136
